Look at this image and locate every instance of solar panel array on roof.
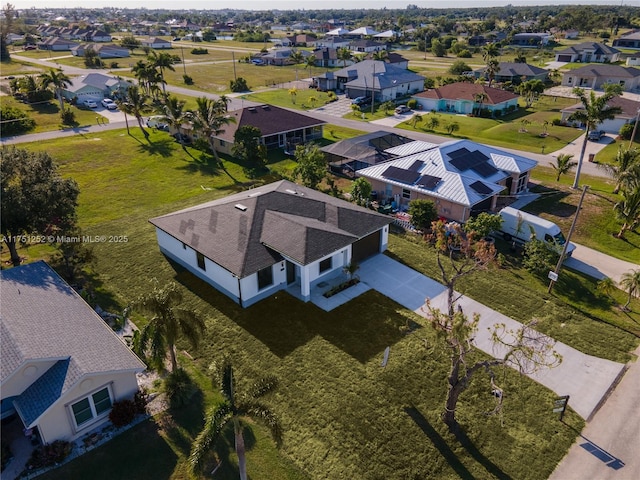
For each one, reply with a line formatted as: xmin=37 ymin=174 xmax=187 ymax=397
xmin=470 ymin=180 xmax=493 ymax=194
xmin=408 ymin=160 xmax=424 ymax=171
xmin=416 ymin=175 xmax=441 ymax=190
xmin=382 ymin=165 xmax=421 ymax=184
xmin=471 ymin=161 xmax=499 ymax=178
xmin=448 ymin=147 xmax=470 ymax=159
xmin=449 ymin=149 xmax=491 ymax=172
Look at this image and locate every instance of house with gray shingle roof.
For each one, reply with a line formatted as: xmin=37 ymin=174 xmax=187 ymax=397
xmin=355 ymin=139 xmax=537 ymax=222
xmin=560 ymin=96 xmax=640 ymax=134
xmin=149 ymin=180 xmax=393 ymax=307
xmin=210 ymin=104 xmax=325 ymax=155
xmin=554 ymin=42 xmax=620 ymax=63
xmin=412 ymin=82 xmax=520 ymax=116
xmin=61 ymin=73 xmax=132 ymax=103
xmin=561 ymin=64 xmax=640 ymax=91
xmin=0 ymin=262 xmax=145 ymax=444
xmin=473 ymin=62 xmax=549 ymax=84
xmin=313 ymin=60 xmax=425 ymax=102
xmin=613 ymin=30 xmax=640 ymax=50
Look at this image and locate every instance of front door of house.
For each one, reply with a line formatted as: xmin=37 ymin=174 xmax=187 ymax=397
xmin=286 ymin=261 xmax=296 ymax=284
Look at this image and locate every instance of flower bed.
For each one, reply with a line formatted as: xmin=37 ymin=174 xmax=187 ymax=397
xmin=323 ymin=279 xmax=360 ymax=298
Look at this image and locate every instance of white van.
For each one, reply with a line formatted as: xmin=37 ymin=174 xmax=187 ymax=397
xmin=499 ymin=207 xmax=576 ymax=257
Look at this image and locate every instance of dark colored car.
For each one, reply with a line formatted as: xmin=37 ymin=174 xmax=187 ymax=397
xmin=351 ymin=96 xmax=371 ymax=106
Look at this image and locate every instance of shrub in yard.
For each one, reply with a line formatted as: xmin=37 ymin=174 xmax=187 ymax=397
xmin=27 ymin=440 xmax=72 ymax=469
xmin=406 ymin=98 xmax=418 ymax=109
xmin=230 ymin=77 xmax=248 ymax=92
xmin=522 ymin=238 xmax=559 ymax=277
xmin=0 ymin=105 xmax=35 ymax=135
xmin=191 ymin=47 xmax=208 ymax=54
xmin=464 ymin=212 xmax=503 ymax=238
xmin=619 ymin=123 xmax=636 ymax=141
xmin=551 ymin=117 xmax=562 ymax=126
xmin=183 ymin=74 xmax=194 ymax=85
xmin=109 ymin=399 xmax=137 ymax=427
xmin=134 ymin=389 xmax=149 ymax=415
xmin=164 ymin=368 xmax=198 ymax=409
xmin=60 ymin=108 xmax=76 ymax=125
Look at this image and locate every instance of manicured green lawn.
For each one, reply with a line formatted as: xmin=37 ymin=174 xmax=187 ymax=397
xmin=0 ymin=96 xmax=102 ymax=134
xmin=0 ymin=58 xmax=44 ymax=76
xmin=241 ymin=87 xmax=337 ymax=110
xmin=8 ymin=125 xmax=639 ymax=479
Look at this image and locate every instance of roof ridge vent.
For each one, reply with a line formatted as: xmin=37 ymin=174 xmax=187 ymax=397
xmin=248 ymin=191 xmax=262 ymax=197
xmin=234 ymin=204 xmax=248 ymax=211
xmin=285 ymin=189 xmax=297 ymax=194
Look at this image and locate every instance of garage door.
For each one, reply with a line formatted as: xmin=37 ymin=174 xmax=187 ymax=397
xmin=352 ymin=230 xmax=381 ymax=263
xmin=557 ymin=55 xmax=572 ymax=62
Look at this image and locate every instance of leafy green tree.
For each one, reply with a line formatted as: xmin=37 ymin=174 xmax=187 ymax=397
xmin=408 ymin=199 xmax=438 ymax=231
xmin=620 ymin=269 xmax=640 ymax=311
xmin=39 ymin=69 xmax=72 ymax=115
xmin=517 ymin=79 xmax=545 ymax=108
xmin=0 ymin=105 xmax=35 ymax=135
xmin=0 ymin=3 xmax=15 ymax=61
xmin=463 ymin=212 xmax=502 ymax=238
xmin=293 ymin=143 xmax=326 ymax=189
xmin=350 ymin=177 xmax=372 ymax=206
xmin=120 ymin=35 xmax=141 ymax=53
xmin=0 ymin=147 xmax=79 ymax=266
xmin=431 ymin=38 xmax=446 ymax=57
xmin=380 ymin=100 xmax=395 ymax=115
xmin=83 ymin=47 xmax=103 ymax=68
xmin=134 ymin=281 xmax=206 ymax=372
xmin=411 ymin=113 xmax=423 ymax=128
xmin=425 ymin=115 xmax=440 ymax=131
xmin=51 ymin=225 xmax=94 ymax=283
xmin=449 ymin=60 xmax=471 ymax=75
xmin=233 ymin=125 xmax=266 ymax=165
xmin=230 ymin=77 xmax=248 ymax=92
xmin=550 ymin=153 xmax=578 ymax=182
xmin=568 ymin=84 xmax=623 ymax=188
xmin=445 ymin=121 xmax=460 ymax=135
xmin=523 ymin=238 xmax=559 ymax=277
xmin=189 ymin=358 xmax=283 ymax=479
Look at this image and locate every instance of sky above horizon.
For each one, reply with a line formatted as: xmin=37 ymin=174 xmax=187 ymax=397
xmin=9 ymin=0 xmax=640 ymax=11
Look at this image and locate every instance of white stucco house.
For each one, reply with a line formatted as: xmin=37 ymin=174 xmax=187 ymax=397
xmin=140 ymin=37 xmax=172 ymax=49
xmin=0 ymin=261 xmax=145 ymax=445
xmin=560 ymin=96 xmax=640 ymax=134
xmin=149 ymin=180 xmax=393 ymax=307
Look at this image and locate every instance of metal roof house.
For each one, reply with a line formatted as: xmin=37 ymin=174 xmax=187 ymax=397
xmin=356 ymin=140 xmax=537 ymax=222
xmin=0 ymin=262 xmax=145 ymax=445
xmin=149 ymin=180 xmax=393 ymax=307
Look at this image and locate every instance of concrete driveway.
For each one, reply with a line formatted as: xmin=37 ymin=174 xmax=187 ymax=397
xmin=358 ymin=254 xmax=626 ymax=420
xmin=565 ymin=244 xmax=639 ymax=285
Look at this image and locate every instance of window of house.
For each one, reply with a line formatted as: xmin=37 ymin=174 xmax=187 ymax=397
xmin=319 ymin=257 xmax=332 ymax=273
xmin=402 ymin=188 xmax=411 ymax=199
xmin=196 ymin=252 xmax=206 ymax=270
xmin=516 ymin=173 xmax=528 ymax=193
xmin=257 ymin=266 xmax=273 ymax=290
xmin=70 ymin=386 xmax=112 ymax=429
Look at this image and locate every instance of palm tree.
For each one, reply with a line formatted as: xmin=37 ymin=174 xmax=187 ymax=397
xmin=305 ymin=54 xmax=316 ymax=77
xmin=614 ymin=187 xmax=640 ymax=239
xmin=372 ymin=49 xmax=389 ymax=61
xmin=550 ymin=154 xmax=578 ymax=181
xmin=161 ymin=95 xmax=187 ymax=148
xmin=189 ymin=96 xmax=235 ymax=164
xmin=619 ymin=269 xmax=640 ymax=311
xmin=473 ymin=92 xmax=488 ymax=116
xmin=148 ymin=51 xmax=175 ymax=97
xmin=289 ymin=49 xmax=304 ymax=65
xmin=482 ymin=42 xmax=500 ymax=61
xmin=596 ymin=276 xmax=616 ymax=301
xmin=132 ymin=60 xmax=154 ymax=96
xmin=598 ymin=147 xmax=640 ymax=194
xmin=189 ymin=358 xmax=282 ymax=480
xmin=485 ymin=58 xmax=500 ymax=87
xmin=39 ymin=69 xmax=71 ymax=114
xmin=568 ymin=84 xmax=623 ymax=189
xmin=337 ymin=47 xmax=352 ymax=67
xmin=134 ymin=281 xmax=205 ymax=372
xmin=119 ymin=85 xmax=151 ymax=138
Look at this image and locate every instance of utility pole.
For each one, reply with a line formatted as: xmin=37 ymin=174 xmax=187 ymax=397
xmin=371 ymin=62 xmax=376 ymax=115
xmin=180 ymin=46 xmax=186 ymax=76
xmin=548 ymin=185 xmax=588 ymax=293
xmin=232 ymin=51 xmax=237 ymax=81
xmin=629 ymin=108 xmax=639 ymax=149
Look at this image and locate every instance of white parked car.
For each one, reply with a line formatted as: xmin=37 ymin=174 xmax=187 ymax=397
xmin=83 ymin=99 xmax=98 ymax=109
xmin=101 ymin=98 xmax=117 ymax=110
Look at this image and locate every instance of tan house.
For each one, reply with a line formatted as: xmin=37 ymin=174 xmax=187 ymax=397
xmin=561 ymin=64 xmax=640 ymax=91
xmin=356 ymin=139 xmax=537 ymax=222
xmin=0 ymin=261 xmax=145 ymax=446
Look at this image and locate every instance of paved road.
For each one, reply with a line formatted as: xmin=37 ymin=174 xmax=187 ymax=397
xmin=549 ymin=344 xmax=640 ymax=480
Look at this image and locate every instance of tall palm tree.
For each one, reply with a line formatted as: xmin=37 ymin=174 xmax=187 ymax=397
xmin=134 ymin=281 xmax=205 ymax=372
xmin=120 ymin=85 xmax=151 ymax=138
xmin=485 ymin=58 xmax=500 ymax=87
xmin=372 ymin=49 xmax=389 ymax=61
xmin=619 ymin=269 xmax=640 ymax=311
xmin=189 ymin=358 xmax=282 ymax=480
xmin=614 ymin=187 xmax=640 ymax=239
xmin=39 ymin=69 xmax=71 ymax=114
xmin=189 ymin=96 xmax=235 ymax=164
xmin=473 ymin=92 xmax=488 ymax=116
xmin=568 ymin=84 xmax=623 ymax=189
xmin=598 ymin=147 xmax=640 ymax=194
xmin=161 ymin=95 xmax=187 ymax=148
xmin=482 ymin=42 xmax=500 ymax=61
xmin=148 ymin=51 xmax=175 ymax=97
xmin=305 ymin=54 xmax=316 ymax=77
xmin=289 ymin=49 xmax=304 ymax=66
xmin=550 ymin=154 xmax=578 ymax=181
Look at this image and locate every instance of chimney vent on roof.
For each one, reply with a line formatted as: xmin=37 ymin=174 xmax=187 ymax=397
xmin=261 ymin=105 xmax=270 ymax=110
